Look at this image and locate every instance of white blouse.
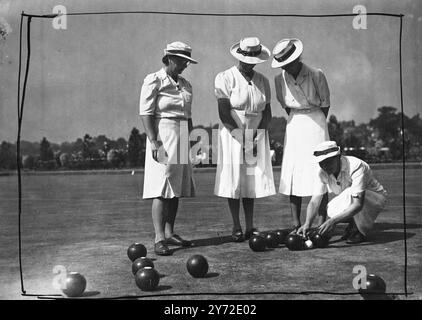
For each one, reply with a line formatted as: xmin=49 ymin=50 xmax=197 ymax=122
xmin=318 ymin=156 xmax=386 ymax=197
xmin=275 ymin=63 xmax=330 ymax=110
xmin=139 ymin=68 xmax=193 ymax=119
xmin=215 ymin=66 xmax=271 ymax=115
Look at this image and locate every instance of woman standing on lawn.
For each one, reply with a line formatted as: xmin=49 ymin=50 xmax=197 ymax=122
xmin=214 ymin=37 xmax=276 ymax=242
xmin=272 ymin=38 xmax=330 ymax=233
xmin=139 ymin=41 xmax=197 ymax=255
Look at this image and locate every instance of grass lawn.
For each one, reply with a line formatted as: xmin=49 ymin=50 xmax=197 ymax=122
xmin=0 ymin=167 xmax=421 ymax=300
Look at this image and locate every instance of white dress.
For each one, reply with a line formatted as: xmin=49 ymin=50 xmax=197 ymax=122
xmin=139 ymin=69 xmax=195 ymax=199
xmin=214 ymin=66 xmax=276 ymax=199
xmin=275 ymin=63 xmax=330 ymax=197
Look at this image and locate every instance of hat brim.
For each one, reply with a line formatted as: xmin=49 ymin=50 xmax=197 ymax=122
xmin=165 ymin=53 xmax=198 ymax=64
xmin=313 ymin=149 xmax=341 ymax=163
xmin=229 ymin=43 xmax=271 ymax=64
xmin=271 ymin=39 xmax=303 ymax=68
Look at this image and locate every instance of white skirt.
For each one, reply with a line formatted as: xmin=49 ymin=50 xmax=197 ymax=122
xmin=214 ymin=114 xmax=276 ymax=199
xmin=279 ymin=108 xmax=329 ymax=196
xmin=142 ymin=118 xmax=195 ymax=199
xmin=327 ymin=188 xmax=388 ymax=235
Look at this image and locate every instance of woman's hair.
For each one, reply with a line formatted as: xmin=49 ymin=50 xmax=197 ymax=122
xmin=162 ymin=55 xmax=169 ymax=66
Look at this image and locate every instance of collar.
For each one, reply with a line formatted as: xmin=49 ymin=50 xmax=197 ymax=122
xmin=158 ymin=68 xmax=168 ymax=79
xmin=283 ymin=63 xmax=310 ymax=85
xmin=232 ymin=65 xmax=255 ymax=80
xmin=159 ymin=67 xmax=183 ymax=85
xmin=329 ymin=156 xmax=348 ymax=182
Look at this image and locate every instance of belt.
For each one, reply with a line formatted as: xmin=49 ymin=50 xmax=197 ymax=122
xmin=158 ymin=116 xmax=190 ymax=120
xmin=290 ymin=107 xmax=320 ymax=114
xmin=232 ymin=109 xmax=260 ymax=116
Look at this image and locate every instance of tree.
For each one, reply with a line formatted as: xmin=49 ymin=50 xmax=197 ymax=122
xmin=0 ymin=141 xmax=17 ymax=170
xmin=40 ymin=137 xmax=54 ymax=161
xmin=128 ymin=128 xmax=144 ymax=167
xmin=328 ymin=115 xmax=344 ymax=146
xmin=72 ymin=138 xmax=84 ymax=154
xmin=107 ymin=149 xmax=125 ymax=168
xmin=369 ymin=106 xmax=406 ymax=160
xmin=82 ymin=134 xmax=94 ymax=159
xmin=22 ymin=155 xmax=36 ymax=169
xmin=116 ymin=137 xmax=128 ymax=150
xmin=59 ymin=153 xmax=71 ymax=168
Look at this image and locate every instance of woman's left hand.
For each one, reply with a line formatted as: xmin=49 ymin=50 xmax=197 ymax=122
xmin=318 ymin=219 xmax=336 ymax=236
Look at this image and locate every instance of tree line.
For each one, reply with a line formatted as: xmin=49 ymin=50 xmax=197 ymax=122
xmin=0 ymin=106 xmax=421 ymax=171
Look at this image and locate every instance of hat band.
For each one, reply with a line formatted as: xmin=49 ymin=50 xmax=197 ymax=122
xmin=274 ymin=44 xmax=296 ymax=62
xmin=313 ymin=147 xmax=340 ymax=157
xmin=236 ymin=45 xmax=262 ymax=57
xmin=166 ymin=49 xmax=191 ymax=58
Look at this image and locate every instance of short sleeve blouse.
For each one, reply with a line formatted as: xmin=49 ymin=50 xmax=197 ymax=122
xmin=275 ymin=63 xmax=330 ymax=110
xmin=214 ymin=66 xmax=270 ymax=115
xmin=139 ymin=68 xmax=193 ymax=119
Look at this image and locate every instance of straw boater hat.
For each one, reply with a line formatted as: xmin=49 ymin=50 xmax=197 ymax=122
xmin=313 ymin=141 xmax=341 ymax=163
xmin=271 ymin=38 xmax=303 ymax=68
xmin=230 ymin=37 xmax=270 ymax=64
xmin=163 ymin=41 xmax=198 ymax=64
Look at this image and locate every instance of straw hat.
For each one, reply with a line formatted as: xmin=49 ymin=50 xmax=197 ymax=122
xmin=230 ymin=37 xmax=270 ymax=64
xmin=163 ymin=41 xmax=198 ymax=64
xmin=271 ymin=38 xmax=303 ymax=68
xmin=313 ymin=141 xmax=341 ymax=163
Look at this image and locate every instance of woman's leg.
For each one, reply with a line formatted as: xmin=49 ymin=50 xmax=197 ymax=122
xmin=152 ymin=197 xmax=167 ymax=243
xmin=243 ymin=197 xmax=255 ymax=232
xmin=228 ymin=198 xmax=241 ymax=231
xmin=164 ymin=197 xmax=179 ymax=238
xmin=163 ymin=197 xmax=191 ymax=246
xmin=290 ymin=195 xmax=302 ymax=231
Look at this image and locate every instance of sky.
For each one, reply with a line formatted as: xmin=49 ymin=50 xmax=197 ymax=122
xmin=0 ymin=0 xmax=421 ymax=143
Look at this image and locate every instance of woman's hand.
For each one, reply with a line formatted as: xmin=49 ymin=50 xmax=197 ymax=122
xmin=151 ymin=140 xmax=166 ymax=162
xmin=297 ymin=223 xmax=310 ymax=237
xmin=318 ymin=219 xmax=336 ymax=236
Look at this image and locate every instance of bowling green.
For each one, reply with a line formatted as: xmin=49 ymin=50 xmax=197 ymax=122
xmin=0 ymin=166 xmax=420 ymax=300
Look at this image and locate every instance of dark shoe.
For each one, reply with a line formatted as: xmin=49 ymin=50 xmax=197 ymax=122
xmin=166 ymin=234 xmax=192 ymax=247
xmin=346 ymin=231 xmax=367 ymax=244
xmin=154 ymin=240 xmax=172 ymax=255
xmin=231 ymin=229 xmax=244 ymax=242
xmin=244 ymin=228 xmax=260 ymax=240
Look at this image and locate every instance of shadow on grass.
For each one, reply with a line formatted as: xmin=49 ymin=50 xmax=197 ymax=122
xmin=188 ymin=235 xmax=234 ymax=248
xmin=60 ymin=291 xmax=101 ymax=299
xmin=154 ymin=285 xmax=172 ymax=292
xmin=203 ymin=272 xmax=219 ymax=278
xmin=327 ymin=231 xmax=415 ymax=248
xmin=361 ymin=293 xmax=399 ymax=300
xmin=374 ymin=222 xmax=422 ymax=231
xmin=187 ymin=228 xmax=292 ymax=249
xmin=81 ymin=291 xmax=101 ymax=297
